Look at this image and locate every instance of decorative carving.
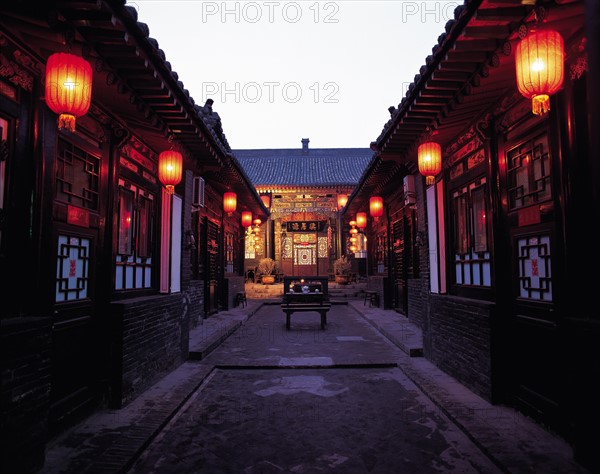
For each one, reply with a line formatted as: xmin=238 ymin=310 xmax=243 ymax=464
xmin=121 ymin=135 xmax=156 ymax=172
xmin=112 ymin=126 xmax=131 ymax=149
xmin=497 ymin=93 xmax=532 ymax=133
xmin=0 ymin=53 xmax=34 ymax=91
xmin=13 ymin=50 xmax=40 ymax=74
xmin=445 ymin=126 xmax=478 ymax=156
xmin=475 ymin=113 xmax=492 ymax=140
xmin=89 ymin=104 xmax=112 ymax=126
xmin=569 ymin=38 xmax=587 ymax=81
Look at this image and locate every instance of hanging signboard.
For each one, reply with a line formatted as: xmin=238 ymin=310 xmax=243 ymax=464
xmin=285 ymin=221 xmax=325 ymax=232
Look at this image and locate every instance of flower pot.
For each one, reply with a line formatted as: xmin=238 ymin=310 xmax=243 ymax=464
xmin=262 ymin=275 xmax=275 ymax=285
xmin=335 ymin=275 xmax=350 ymax=285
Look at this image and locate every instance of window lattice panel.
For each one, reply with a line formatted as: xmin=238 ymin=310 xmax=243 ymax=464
xmin=56 ymin=139 xmax=100 ymax=210
xmin=507 ymin=133 xmax=551 ymax=210
xmin=56 ymin=235 xmax=90 ymax=302
xmin=517 ymin=234 xmax=552 ymax=301
xmin=318 ymin=237 xmax=328 ymax=258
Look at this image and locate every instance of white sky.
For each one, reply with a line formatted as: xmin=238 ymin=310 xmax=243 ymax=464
xmin=133 ymin=0 xmax=461 ymax=149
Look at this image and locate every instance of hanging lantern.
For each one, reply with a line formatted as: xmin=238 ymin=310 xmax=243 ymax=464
xmin=158 ymin=150 xmax=183 ymax=194
xmin=337 ymin=194 xmax=348 ymax=210
xmin=45 ymin=53 xmax=93 ymax=132
xmin=418 ymin=142 xmax=442 ymax=186
xmin=356 ymin=212 xmax=367 ymax=229
xmin=241 ymin=211 xmax=253 ymax=228
xmin=223 ymin=192 xmax=237 ymax=215
xmin=515 ymin=29 xmax=564 ymax=116
xmin=369 ymin=196 xmax=384 ymax=219
xmin=350 ymin=228 xmax=358 ymax=235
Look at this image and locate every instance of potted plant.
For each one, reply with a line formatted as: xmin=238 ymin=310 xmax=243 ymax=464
xmin=333 ymin=255 xmax=352 ymax=285
xmin=257 ymin=257 xmax=276 ymax=284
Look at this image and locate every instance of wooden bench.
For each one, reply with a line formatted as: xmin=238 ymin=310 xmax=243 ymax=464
xmin=280 ymin=303 xmax=332 ymax=330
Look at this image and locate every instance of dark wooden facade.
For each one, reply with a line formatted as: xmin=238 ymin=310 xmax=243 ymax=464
xmin=344 ymin=0 xmax=597 ymax=470
xmin=0 ymin=3 xmax=266 ymax=472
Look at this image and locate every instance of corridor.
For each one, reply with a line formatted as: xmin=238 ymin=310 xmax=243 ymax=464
xmin=129 ymin=304 xmax=496 ymax=473
xmin=40 ymin=301 xmax=584 ymax=474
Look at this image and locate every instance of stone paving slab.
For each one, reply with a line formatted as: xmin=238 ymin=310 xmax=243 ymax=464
xmin=40 ymin=362 xmax=216 ymax=474
xmin=349 ymin=300 xmax=423 ymax=357
xmin=128 ymin=367 xmax=501 ymax=474
xmin=346 ymin=301 xmax=586 ymax=474
xmin=189 ymin=300 xmax=263 ymax=359
xmin=202 ymin=304 xmax=401 ymax=368
xmin=40 ymin=301 xmax=587 ymax=474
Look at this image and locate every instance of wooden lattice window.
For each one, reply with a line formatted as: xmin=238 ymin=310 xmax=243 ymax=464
xmin=451 ymin=178 xmax=491 ymax=287
xmin=507 ymin=133 xmax=552 ymax=210
xmin=56 ymin=235 xmax=90 ymax=302
xmin=115 ymin=181 xmax=155 ymax=290
xmin=226 ymin=232 xmax=235 ymax=273
xmin=56 ymin=138 xmax=100 ymax=210
xmin=517 ymin=234 xmax=552 ymax=301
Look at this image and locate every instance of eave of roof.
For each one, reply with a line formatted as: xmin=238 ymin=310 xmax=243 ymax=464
xmin=347 ymin=0 xmax=584 ymax=213
xmin=234 ymin=148 xmax=372 ymax=188
xmin=0 ymin=0 xmax=268 ymax=217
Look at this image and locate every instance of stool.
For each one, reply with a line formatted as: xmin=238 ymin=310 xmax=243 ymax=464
xmin=235 ymin=291 xmax=247 ymax=308
xmin=364 ymin=290 xmax=378 ymax=307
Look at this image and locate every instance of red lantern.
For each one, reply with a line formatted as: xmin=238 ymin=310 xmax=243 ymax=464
xmin=337 ymin=194 xmax=348 ymax=210
xmin=515 ymin=29 xmax=564 ymax=116
xmin=356 ymin=212 xmax=367 ymax=229
xmin=223 ymin=192 xmax=237 ymax=215
xmin=45 ymin=53 xmax=92 ymax=132
xmin=418 ymin=142 xmax=442 ymax=186
xmin=158 ymin=150 xmax=183 ymax=194
xmin=241 ymin=211 xmax=253 ymax=228
xmin=369 ymin=196 xmax=383 ymax=220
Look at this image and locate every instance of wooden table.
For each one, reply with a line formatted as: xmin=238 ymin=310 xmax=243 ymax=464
xmin=281 ymin=290 xmax=331 ymax=329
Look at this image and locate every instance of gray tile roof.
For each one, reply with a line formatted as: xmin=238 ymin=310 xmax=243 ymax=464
xmin=234 ymin=148 xmax=373 ymax=187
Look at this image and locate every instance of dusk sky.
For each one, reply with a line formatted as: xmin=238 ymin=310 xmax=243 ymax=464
xmin=134 ymin=1 xmax=461 ymax=149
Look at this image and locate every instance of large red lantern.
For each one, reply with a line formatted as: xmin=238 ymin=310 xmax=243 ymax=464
xmin=356 ymin=212 xmax=367 ymax=229
xmin=515 ymin=29 xmax=564 ymax=116
xmin=223 ymin=192 xmax=237 ymax=215
xmin=241 ymin=211 xmax=253 ymax=228
xmin=158 ymin=150 xmax=183 ymax=194
xmin=369 ymin=196 xmax=383 ymax=220
xmin=418 ymin=142 xmax=442 ymax=186
xmin=45 ymin=53 xmax=92 ymax=132
xmin=337 ymin=194 xmax=348 ymax=210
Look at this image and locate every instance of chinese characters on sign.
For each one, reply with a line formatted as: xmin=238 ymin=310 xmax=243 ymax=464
xmin=285 ymin=221 xmax=324 ymax=232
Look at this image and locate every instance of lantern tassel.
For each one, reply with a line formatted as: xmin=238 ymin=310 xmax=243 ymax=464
xmin=426 ymin=176 xmax=435 ymax=186
xmin=58 ymin=114 xmax=76 ymax=132
xmin=532 ymin=95 xmax=550 ymax=116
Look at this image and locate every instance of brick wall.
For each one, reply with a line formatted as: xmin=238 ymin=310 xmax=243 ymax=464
xmin=224 ymin=275 xmax=245 ymax=310
xmin=109 ymin=293 xmax=189 ymax=407
xmin=367 ymin=276 xmax=386 ymax=308
xmin=425 ymin=294 xmax=494 ymax=400
xmin=407 ymin=278 xmax=427 ymax=328
xmin=187 ymin=279 xmax=204 ymax=328
xmin=1 ymin=317 xmax=51 ymax=473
